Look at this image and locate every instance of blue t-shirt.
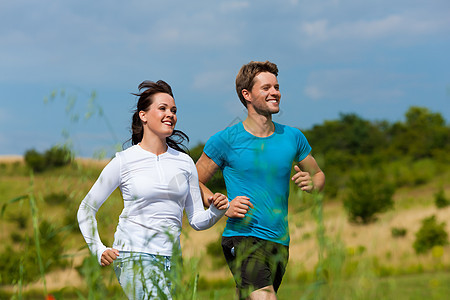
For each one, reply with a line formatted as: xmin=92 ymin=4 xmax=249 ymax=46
xmin=203 ymin=122 xmax=311 ymax=246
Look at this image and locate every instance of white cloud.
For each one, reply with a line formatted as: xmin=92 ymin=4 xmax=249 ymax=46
xmin=304 ymin=86 xmax=324 ymax=100
xmin=0 ymin=1 xmax=245 ymax=85
xmin=299 ymin=12 xmax=450 ymax=46
xmin=220 ymin=1 xmax=250 ymax=13
xmin=303 ymin=69 xmax=406 ymax=103
xmin=149 ymin=11 xmax=242 ymax=49
xmin=193 ymin=70 xmax=234 ymax=91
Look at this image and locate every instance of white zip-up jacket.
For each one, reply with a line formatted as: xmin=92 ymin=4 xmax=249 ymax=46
xmin=77 ymin=145 xmax=226 ymax=264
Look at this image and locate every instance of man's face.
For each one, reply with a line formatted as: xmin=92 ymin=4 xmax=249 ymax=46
xmin=244 ymin=72 xmax=281 ymax=115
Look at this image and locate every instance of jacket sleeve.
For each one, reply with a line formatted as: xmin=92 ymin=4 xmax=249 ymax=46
xmin=184 ymin=158 xmax=227 ymax=230
xmin=77 ymin=157 xmax=120 ymax=264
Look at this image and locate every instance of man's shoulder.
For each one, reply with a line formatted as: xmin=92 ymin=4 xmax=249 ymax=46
xmin=207 ymin=122 xmax=244 ymax=143
xmin=216 ymin=122 xmax=243 ymax=135
xmin=274 ymin=122 xmax=303 ymax=136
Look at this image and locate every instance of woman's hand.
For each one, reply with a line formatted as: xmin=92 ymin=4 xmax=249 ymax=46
xmin=101 ymin=248 xmax=119 ymax=266
xmin=209 ymin=193 xmax=229 ymax=210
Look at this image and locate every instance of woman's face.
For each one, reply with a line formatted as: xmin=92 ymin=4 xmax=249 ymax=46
xmin=139 ymin=92 xmax=177 ymax=138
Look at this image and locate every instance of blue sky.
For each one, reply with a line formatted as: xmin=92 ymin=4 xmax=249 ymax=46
xmin=1 ymin=0 xmax=449 ymax=157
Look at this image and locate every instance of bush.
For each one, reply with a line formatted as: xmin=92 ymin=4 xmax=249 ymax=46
xmin=7 ymin=212 xmax=28 ymax=229
xmin=413 ymin=215 xmax=448 ymax=254
xmin=391 ymin=227 xmax=407 ymax=238
xmin=0 ymin=219 xmax=69 ymax=284
xmin=24 ymin=149 xmax=46 ymax=172
xmin=24 ymin=145 xmax=73 ymax=172
xmin=44 ymin=145 xmax=73 ymax=167
xmin=343 ymin=171 xmax=395 ymax=224
xmin=434 ymin=187 xmax=450 ymax=208
xmin=44 ymin=192 xmax=70 ymax=205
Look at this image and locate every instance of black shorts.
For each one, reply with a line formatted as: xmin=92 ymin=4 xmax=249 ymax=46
xmin=222 ymin=236 xmax=289 ymax=298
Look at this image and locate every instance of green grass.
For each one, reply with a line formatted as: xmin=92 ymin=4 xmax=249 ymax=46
xmin=195 ymin=271 xmax=450 ymax=300
xmin=1 ymin=158 xmax=450 ymax=299
xmin=3 ymin=269 xmax=449 ymax=299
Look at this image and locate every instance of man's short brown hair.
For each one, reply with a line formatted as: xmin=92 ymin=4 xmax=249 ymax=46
xmin=235 ymin=61 xmax=279 ymax=107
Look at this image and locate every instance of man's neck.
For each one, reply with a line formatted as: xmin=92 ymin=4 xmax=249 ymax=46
xmin=243 ymin=112 xmax=274 ymax=138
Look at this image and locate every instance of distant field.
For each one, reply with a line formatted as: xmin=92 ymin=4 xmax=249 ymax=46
xmin=0 ymin=155 xmax=23 ymax=162
xmin=1 ymin=157 xmax=450 ymax=299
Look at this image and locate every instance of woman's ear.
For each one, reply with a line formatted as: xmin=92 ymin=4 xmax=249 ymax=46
xmin=139 ymin=110 xmax=147 ymax=123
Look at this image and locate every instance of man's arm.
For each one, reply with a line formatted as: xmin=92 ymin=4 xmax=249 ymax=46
xmin=196 ymin=152 xmax=219 ymax=208
xmin=196 ymin=152 xmax=253 ymax=217
xmin=292 ymin=154 xmax=325 ymax=192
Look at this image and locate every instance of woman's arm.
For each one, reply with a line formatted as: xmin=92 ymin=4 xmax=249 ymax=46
xmin=185 ymin=159 xmax=228 ymax=230
xmin=77 ymin=157 xmax=120 ymax=264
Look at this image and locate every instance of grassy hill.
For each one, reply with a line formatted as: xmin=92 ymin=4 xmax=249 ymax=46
xmin=1 ymin=156 xmax=450 ymax=299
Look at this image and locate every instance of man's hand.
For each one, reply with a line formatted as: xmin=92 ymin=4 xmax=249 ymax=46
xmin=225 ymin=196 xmax=253 ymax=218
xmin=208 ymin=193 xmax=229 ymax=210
xmin=101 ymin=248 xmax=119 ymax=266
xmin=292 ymin=165 xmax=314 ymax=192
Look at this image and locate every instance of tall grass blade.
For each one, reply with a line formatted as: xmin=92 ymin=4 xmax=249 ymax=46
xmin=1 ymin=195 xmax=28 ymax=217
xmin=28 ymin=173 xmax=48 ymax=297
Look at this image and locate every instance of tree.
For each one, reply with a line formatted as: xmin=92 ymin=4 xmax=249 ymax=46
xmin=305 ymin=113 xmax=387 ymax=156
xmin=388 ymin=107 xmax=450 ymax=159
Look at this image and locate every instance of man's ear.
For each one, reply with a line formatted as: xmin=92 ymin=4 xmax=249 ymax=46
xmin=139 ymin=110 xmax=147 ymax=123
xmin=242 ymin=89 xmax=251 ymax=102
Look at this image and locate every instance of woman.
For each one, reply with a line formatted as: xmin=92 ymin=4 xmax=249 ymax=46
xmin=77 ymin=80 xmax=228 ymax=299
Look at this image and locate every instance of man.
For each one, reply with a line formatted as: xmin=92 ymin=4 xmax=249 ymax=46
xmin=196 ymin=61 xmax=325 ymax=299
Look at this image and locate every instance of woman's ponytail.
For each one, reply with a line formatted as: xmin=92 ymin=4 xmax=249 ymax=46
xmin=131 ymin=111 xmax=143 ymax=145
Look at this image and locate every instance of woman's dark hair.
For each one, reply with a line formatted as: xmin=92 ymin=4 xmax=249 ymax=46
xmin=129 ymin=80 xmax=189 ymax=154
